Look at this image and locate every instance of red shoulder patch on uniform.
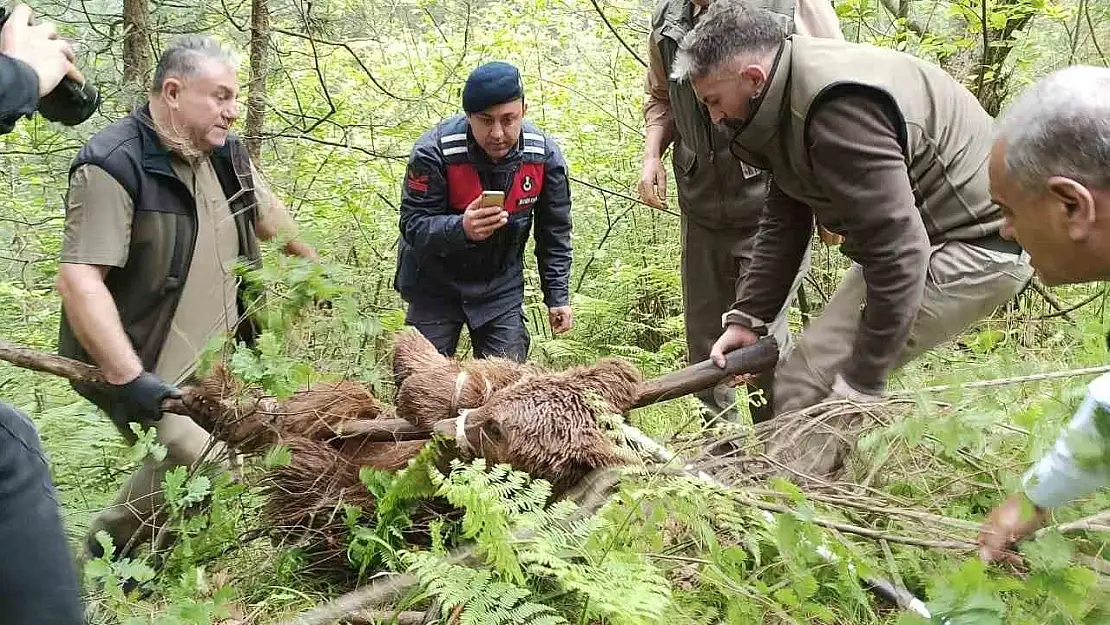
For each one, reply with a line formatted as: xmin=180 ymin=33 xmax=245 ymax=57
xmin=407 ymin=172 xmax=429 ymax=193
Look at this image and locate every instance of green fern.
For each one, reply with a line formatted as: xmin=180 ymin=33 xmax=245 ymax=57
xmin=347 ymin=441 xmax=442 ymax=573
xmin=430 ymin=459 xmax=551 ymax=583
xmin=416 ymin=459 xmax=672 ymax=625
xmin=405 ymin=551 xmax=567 ymax=625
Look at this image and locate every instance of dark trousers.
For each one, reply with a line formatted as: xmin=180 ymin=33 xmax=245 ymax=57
xmin=680 ymin=217 xmax=809 ymax=424
xmin=0 ymin=402 xmax=84 ymax=625
xmin=406 ymin=304 xmax=531 ymax=362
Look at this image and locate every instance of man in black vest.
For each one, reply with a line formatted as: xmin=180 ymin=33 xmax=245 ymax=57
xmin=56 ymin=35 xmax=318 ymax=559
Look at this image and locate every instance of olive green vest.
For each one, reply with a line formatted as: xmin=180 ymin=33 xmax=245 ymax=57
xmin=650 ymin=0 xmax=794 ymax=230
xmin=57 ymin=108 xmax=262 ymax=425
xmin=732 ymin=36 xmax=1003 ymax=242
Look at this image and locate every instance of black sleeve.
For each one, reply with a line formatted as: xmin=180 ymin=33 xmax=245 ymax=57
xmin=533 ymin=138 xmax=573 ymax=308
xmin=727 ymin=177 xmax=814 ymax=332
xmin=397 ymin=139 xmax=474 ymax=256
xmin=0 ymin=54 xmax=39 ymax=134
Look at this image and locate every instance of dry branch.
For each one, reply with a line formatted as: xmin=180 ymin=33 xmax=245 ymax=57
xmin=0 ymin=338 xmax=190 ymax=413
xmin=893 ymin=365 xmax=1110 ymax=396
xmin=333 ymin=418 xmax=439 ymax=442
xmin=344 ymin=611 xmax=427 ymax=625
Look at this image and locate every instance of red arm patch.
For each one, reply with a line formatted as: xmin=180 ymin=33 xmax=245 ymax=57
xmin=407 ymin=172 xmax=430 ymax=193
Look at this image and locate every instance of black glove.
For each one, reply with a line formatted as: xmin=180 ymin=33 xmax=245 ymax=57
xmin=111 ymin=372 xmax=181 ymax=425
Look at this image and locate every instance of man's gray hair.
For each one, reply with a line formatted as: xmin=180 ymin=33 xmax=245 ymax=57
xmin=150 ymin=35 xmax=240 ymax=94
xmin=997 ymin=65 xmax=1110 ymax=193
xmin=670 ymin=0 xmax=787 ymax=83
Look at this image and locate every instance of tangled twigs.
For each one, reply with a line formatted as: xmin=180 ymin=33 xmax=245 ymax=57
xmin=733 ymin=494 xmax=978 ymax=551
xmin=273 ymin=468 xmax=624 ymax=625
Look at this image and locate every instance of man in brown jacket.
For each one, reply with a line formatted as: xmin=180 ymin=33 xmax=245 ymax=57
xmin=672 ymin=0 xmax=1033 ymax=476
xmin=639 ymin=0 xmax=843 ymax=423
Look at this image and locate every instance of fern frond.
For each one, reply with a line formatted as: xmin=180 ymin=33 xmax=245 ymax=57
xmin=404 ymin=552 xmax=567 ymax=625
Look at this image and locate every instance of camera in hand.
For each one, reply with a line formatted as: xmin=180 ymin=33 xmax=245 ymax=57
xmin=0 ymin=7 xmax=100 ymax=126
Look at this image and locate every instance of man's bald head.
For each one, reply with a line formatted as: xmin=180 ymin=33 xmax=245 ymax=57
xmin=991 ymin=66 xmax=1110 ymax=285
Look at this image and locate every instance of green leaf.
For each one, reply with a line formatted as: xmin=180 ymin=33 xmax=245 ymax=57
xmin=1022 ymin=530 xmax=1074 ymax=573
xmin=773 ymin=587 xmax=800 ymax=608
xmin=263 ymin=444 xmax=292 ymax=469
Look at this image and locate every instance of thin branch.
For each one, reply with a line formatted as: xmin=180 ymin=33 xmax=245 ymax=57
xmin=569 ymin=175 xmax=680 ymax=218
xmin=1086 ymin=3 xmax=1109 ymax=66
xmin=262 ymin=132 xmax=406 ymax=160
xmin=272 ymin=27 xmax=422 ymax=102
xmin=891 ymin=364 xmax=1110 ymax=396
xmin=588 ymin=0 xmax=646 ymax=67
xmin=977 ymin=0 xmax=990 ymax=100
xmin=1047 ymin=511 xmax=1110 ymax=535
xmin=1038 ymin=286 xmax=1107 ymax=320
xmin=877 ymin=0 xmax=927 ymax=36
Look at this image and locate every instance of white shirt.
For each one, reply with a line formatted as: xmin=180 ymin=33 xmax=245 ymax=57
xmin=1024 ymin=372 xmax=1110 ymax=508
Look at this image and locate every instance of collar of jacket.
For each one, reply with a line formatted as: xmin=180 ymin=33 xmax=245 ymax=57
xmin=131 ymin=102 xmax=236 ymax=179
xmin=730 ymin=37 xmax=792 ymax=162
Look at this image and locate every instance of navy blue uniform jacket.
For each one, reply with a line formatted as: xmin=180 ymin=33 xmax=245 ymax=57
xmin=394 ymin=114 xmax=573 ymax=328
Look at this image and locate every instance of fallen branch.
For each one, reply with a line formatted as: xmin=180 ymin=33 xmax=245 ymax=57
xmin=735 ymin=495 xmax=977 ymax=551
xmin=333 ymin=418 xmax=437 ymax=442
xmin=1046 ymin=510 xmax=1110 ymax=535
xmin=0 ymin=338 xmax=190 ymax=413
xmin=892 ymin=365 xmax=1110 ymax=396
xmin=743 ymin=487 xmax=983 ymax=533
xmin=344 ymin=610 xmax=427 ymax=625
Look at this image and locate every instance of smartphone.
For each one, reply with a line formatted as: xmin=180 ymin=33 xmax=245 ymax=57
xmin=479 ymin=190 xmax=505 ymax=209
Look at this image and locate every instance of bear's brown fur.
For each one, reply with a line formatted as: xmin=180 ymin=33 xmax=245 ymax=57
xmin=391 ymin=327 xmax=452 ymax=387
xmin=184 ymin=363 xmax=394 ymax=454
xmin=393 ymin=344 xmax=540 ymax=428
xmin=457 ymin=357 xmax=644 ymax=492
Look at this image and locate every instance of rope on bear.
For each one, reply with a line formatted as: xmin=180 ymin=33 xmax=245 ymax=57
xmin=455 ymin=408 xmax=474 ymax=456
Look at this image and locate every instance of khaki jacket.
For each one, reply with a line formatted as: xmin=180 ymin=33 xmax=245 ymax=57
xmin=643 ymin=0 xmax=843 ymax=229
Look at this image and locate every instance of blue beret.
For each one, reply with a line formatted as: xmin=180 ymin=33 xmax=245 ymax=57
xmin=462 ymin=61 xmax=524 ymax=114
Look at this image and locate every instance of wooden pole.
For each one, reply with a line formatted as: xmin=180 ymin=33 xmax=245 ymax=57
xmin=0 ymin=339 xmax=187 ymax=415
xmin=630 ymin=337 xmax=779 ymax=409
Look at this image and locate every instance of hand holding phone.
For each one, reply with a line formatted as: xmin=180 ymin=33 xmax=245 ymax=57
xmin=463 ymin=190 xmax=508 ymax=242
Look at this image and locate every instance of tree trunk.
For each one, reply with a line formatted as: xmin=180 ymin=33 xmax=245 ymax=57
xmin=122 ymin=0 xmax=152 ymax=91
xmin=879 ymin=0 xmax=1035 ymax=116
xmin=936 ymin=10 xmax=1033 ymax=116
xmin=245 ymin=0 xmax=271 ymax=161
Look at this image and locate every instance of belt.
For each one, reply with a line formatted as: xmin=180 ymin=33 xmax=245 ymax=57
xmin=964 ymin=232 xmax=1023 ymax=256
